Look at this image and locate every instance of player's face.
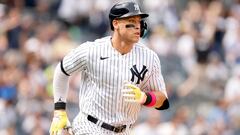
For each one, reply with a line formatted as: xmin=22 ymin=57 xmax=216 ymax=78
xmin=115 ymin=16 xmax=141 ymax=43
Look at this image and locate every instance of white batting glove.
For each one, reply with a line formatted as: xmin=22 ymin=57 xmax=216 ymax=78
xmin=122 ymin=83 xmax=147 ymax=104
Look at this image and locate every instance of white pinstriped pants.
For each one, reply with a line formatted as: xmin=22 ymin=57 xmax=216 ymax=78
xmin=72 ymin=112 xmax=132 ymax=135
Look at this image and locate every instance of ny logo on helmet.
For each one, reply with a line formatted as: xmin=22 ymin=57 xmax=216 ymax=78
xmin=130 ymin=65 xmax=148 ymax=84
xmin=134 ymin=4 xmax=140 ymax=11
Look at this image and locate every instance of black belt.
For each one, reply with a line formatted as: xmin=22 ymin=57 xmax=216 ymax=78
xmin=87 ymin=115 xmax=128 ymax=133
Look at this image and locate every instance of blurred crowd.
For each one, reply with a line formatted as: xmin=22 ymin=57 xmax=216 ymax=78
xmin=0 ymin=0 xmax=240 ymax=135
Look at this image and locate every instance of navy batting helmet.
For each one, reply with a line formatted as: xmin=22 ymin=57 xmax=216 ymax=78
xmin=109 ymin=1 xmax=149 ymax=37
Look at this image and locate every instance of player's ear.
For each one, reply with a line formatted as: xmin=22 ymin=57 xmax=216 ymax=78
xmin=112 ymin=19 xmax=119 ymax=30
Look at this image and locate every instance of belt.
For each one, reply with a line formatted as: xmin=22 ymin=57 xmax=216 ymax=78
xmin=87 ymin=115 xmax=128 ymax=133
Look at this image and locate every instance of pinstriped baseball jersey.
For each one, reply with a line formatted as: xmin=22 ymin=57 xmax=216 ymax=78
xmin=62 ymin=36 xmax=167 ymax=126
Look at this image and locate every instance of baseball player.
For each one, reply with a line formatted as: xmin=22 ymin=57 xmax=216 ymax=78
xmin=49 ymin=1 xmax=169 ymax=135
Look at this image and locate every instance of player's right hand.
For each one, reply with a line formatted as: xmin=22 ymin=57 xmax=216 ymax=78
xmin=49 ymin=110 xmax=73 ymax=135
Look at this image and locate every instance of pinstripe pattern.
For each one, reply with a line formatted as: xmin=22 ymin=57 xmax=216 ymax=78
xmin=72 ymin=112 xmax=131 ymax=135
xmin=62 ymin=36 xmax=166 ymax=134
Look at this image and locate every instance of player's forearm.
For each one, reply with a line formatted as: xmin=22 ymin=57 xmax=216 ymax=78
xmin=153 ymin=91 xmax=169 ymax=110
xmin=53 ymin=63 xmax=70 ymax=104
xmin=142 ymin=91 xmax=169 ymax=110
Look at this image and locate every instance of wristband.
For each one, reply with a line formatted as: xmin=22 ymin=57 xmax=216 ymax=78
xmin=143 ymin=93 xmax=152 ymax=105
xmin=54 ymin=102 xmax=66 ymax=110
xmin=143 ymin=92 xmax=156 ymax=107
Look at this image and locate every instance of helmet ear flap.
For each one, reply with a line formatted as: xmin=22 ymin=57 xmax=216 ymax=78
xmin=140 ymin=20 xmax=147 ymax=38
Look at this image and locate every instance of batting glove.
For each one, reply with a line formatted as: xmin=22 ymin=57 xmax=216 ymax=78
xmin=122 ymin=83 xmax=147 ymax=104
xmin=49 ymin=110 xmax=73 ymax=135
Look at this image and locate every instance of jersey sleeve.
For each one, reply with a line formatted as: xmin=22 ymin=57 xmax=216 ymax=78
xmin=148 ymin=53 xmax=168 ymax=97
xmin=61 ymin=42 xmax=89 ymax=75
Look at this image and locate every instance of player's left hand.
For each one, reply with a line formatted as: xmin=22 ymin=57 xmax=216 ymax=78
xmin=122 ymin=83 xmax=147 ymax=104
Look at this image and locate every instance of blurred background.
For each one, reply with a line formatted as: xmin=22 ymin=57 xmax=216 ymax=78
xmin=0 ymin=0 xmax=240 ymax=135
